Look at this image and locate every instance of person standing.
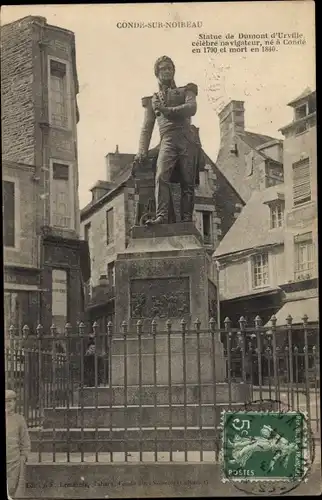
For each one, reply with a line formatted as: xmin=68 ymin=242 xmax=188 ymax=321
xmin=6 ymin=390 xmax=31 ymax=499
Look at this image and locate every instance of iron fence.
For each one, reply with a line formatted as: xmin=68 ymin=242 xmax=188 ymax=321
xmin=5 ymin=314 xmax=320 ymax=464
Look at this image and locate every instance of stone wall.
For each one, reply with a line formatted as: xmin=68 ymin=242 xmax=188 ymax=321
xmin=1 ymin=16 xmax=80 ymax=236
xmin=218 ymin=245 xmax=285 ymax=301
xmin=212 ymin=161 xmax=244 ymax=241
xmin=283 ymin=122 xmax=317 ymax=282
xmin=1 ymin=17 xmax=37 ymax=165
xmin=81 ymin=192 xmax=126 ymax=287
xmin=3 ymin=161 xmax=39 ymax=268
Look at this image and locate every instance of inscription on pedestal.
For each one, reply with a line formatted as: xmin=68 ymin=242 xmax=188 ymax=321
xmin=130 ymin=277 xmax=190 ymax=318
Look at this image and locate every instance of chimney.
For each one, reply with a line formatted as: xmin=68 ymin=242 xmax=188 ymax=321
xmin=105 ymin=148 xmax=135 ymax=182
xmin=218 ymin=100 xmax=245 ymax=142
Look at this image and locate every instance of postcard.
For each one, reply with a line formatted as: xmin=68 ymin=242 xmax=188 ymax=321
xmin=2 ymin=1 xmax=319 ymax=498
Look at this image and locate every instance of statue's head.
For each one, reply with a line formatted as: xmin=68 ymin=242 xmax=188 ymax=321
xmin=154 ymin=56 xmax=175 ymax=85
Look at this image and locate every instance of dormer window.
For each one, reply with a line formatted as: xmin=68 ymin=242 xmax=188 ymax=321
xmin=270 ymin=201 xmax=284 ymax=228
xmin=264 ymin=194 xmax=285 ymax=229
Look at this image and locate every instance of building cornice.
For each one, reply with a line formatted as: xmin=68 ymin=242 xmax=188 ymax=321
xmin=215 ymin=242 xmax=284 ymax=263
xmin=279 ymin=112 xmax=316 ymax=134
xmin=3 ymin=160 xmax=36 ymax=172
xmin=220 ymin=287 xmax=282 ymax=303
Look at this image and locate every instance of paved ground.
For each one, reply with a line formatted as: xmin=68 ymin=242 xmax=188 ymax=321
xmin=28 ymin=445 xmax=321 ymax=464
xmin=24 ymin=464 xmax=322 ymax=498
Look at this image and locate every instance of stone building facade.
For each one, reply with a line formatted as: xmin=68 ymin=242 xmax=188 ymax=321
xmin=80 ymin=143 xmax=244 ymax=330
xmin=276 ymin=88 xmax=318 ymax=325
xmin=2 ymin=16 xmax=89 ymax=336
xmin=214 ymin=89 xmax=318 ymax=327
xmin=216 ymin=100 xmax=284 ymax=203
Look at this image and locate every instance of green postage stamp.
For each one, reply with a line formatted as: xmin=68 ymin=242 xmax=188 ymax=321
xmin=221 ymin=410 xmax=310 ymax=483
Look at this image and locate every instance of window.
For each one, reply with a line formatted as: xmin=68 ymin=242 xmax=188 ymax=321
xmin=252 ymin=253 xmax=269 ymax=288
xmin=294 ymin=103 xmax=308 ymax=121
xmin=270 ymin=202 xmax=284 ymax=228
xmin=107 ymin=262 xmax=115 ymax=286
xmin=308 ymin=95 xmax=316 ymax=114
xmin=106 ymin=208 xmax=114 ymax=245
xmin=202 ymin=211 xmax=212 ymax=244
xmin=295 ymin=122 xmax=308 ymax=136
xmin=3 ymin=181 xmax=15 ymax=247
xmin=52 ymin=269 xmax=68 ymax=334
xmin=51 ymin=162 xmax=74 ymax=229
xmin=292 ymin=158 xmax=311 ymax=206
xmin=49 ymin=59 xmax=69 ymax=128
xmin=294 ymin=233 xmax=314 ymax=280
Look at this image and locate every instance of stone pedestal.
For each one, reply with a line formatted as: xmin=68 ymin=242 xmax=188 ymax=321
xmin=114 ymin=222 xmax=226 ymax=383
xmin=110 ymin=332 xmax=226 ymax=385
xmin=115 ymin=223 xmax=213 ymax=331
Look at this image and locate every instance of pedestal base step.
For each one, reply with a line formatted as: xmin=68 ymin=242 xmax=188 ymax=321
xmin=42 ymin=402 xmax=244 ymax=429
xmin=30 ymin=426 xmax=219 ymax=453
xmin=73 ymin=383 xmax=249 ymax=406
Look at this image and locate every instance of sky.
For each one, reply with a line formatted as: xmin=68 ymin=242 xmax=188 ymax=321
xmin=1 ymin=2 xmax=316 ymax=208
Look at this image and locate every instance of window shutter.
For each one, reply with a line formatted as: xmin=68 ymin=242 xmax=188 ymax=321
xmin=292 ymin=159 xmax=311 ymax=205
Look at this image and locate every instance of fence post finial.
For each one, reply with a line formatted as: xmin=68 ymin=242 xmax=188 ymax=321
xmin=65 ymin=323 xmax=72 ymax=336
xmin=22 ymin=324 xmax=30 ymax=339
xmin=50 ymin=324 xmax=57 ymax=336
xmin=180 ymin=318 xmax=187 ymax=333
xmin=302 ymin=314 xmax=308 ymax=326
xmin=166 ymin=319 xmax=172 ymax=332
xmin=238 ymin=316 xmax=246 ymax=330
xmin=209 ymin=317 xmax=216 ymax=331
xmin=224 ymin=317 xmax=231 ymax=330
xmin=36 ymin=324 xmax=43 ymax=338
xmin=78 ymin=322 xmax=86 ymax=337
xmin=270 ymin=314 xmax=277 ymax=328
xmin=136 ymin=319 xmax=143 ymax=334
xmin=107 ymin=321 xmax=113 ymax=336
xmin=151 ymin=318 xmax=157 ymax=335
xmin=194 ymin=318 xmax=201 ymax=331
xmin=254 ymin=315 xmax=262 ymax=328
xmin=286 ymin=314 xmax=293 ymax=326
xmin=121 ymin=320 xmax=128 ymax=335
xmin=9 ymin=325 xmax=16 ymax=339
xmin=92 ymin=321 xmax=99 ymax=336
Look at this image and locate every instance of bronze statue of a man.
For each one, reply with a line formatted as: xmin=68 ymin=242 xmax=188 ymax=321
xmin=135 ymin=56 xmax=200 ymax=225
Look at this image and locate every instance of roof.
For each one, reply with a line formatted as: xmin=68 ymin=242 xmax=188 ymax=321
xmin=214 ymin=184 xmax=285 ymax=258
xmin=287 ymin=87 xmax=314 ymax=107
xmin=264 ymin=297 xmax=319 ymax=326
xmin=240 ymin=135 xmax=282 ymax=165
xmin=241 ymin=131 xmax=280 ymax=149
xmin=216 ymin=130 xmax=283 ymax=202
xmin=81 ymin=139 xmax=238 ymax=219
xmin=90 ymin=180 xmax=116 ymax=191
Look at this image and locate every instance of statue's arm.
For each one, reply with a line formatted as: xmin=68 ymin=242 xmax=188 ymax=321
xmin=137 ymin=96 xmax=156 ymax=156
xmin=166 ymin=83 xmax=198 ymax=119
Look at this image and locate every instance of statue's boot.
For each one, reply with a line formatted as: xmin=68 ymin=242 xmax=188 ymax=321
xmin=145 ymin=216 xmax=164 ymax=226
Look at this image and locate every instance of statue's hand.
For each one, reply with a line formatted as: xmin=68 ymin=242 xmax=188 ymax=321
xmin=134 ymin=152 xmax=147 ymax=164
